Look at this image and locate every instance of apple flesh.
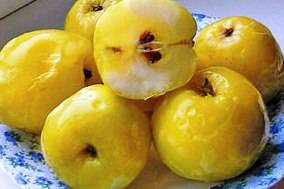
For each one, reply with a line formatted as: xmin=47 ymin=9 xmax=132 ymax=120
xmin=0 ymin=30 xmax=100 ymax=134
xmin=41 ymin=85 xmax=151 ymax=189
xmin=152 ymin=67 xmax=269 ymax=182
xmin=194 ymin=16 xmax=284 ymax=102
xmin=93 ymin=0 xmax=197 ymax=100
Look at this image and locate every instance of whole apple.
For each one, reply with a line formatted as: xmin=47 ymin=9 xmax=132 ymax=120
xmin=41 ymin=85 xmax=151 ymax=189
xmin=64 ymin=0 xmax=121 ymax=41
xmin=0 ymin=30 xmax=100 ymax=134
xmin=93 ymin=0 xmax=197 ymax=100
xmin=152 ymin=67 xmax=269 ymax=182
xmin=194 ymin=16 xmax=283 ymax=102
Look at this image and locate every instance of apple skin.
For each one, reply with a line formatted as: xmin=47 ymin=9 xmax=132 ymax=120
xmin=41 ymin=85 xmax=151 ymax=189
xmin=152 ymin=67 xmax=269 ymax=182
xmin=194 ymin=16 xmax=284 ymax=102
xmin=0 ymin=30 xmax=100 ymax=134
xmin=64 ymin=0 xmax=121 ymax=41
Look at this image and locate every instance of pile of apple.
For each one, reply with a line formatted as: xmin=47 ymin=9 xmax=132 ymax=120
xmin=0 ymin=0 xmax=283 ymax=188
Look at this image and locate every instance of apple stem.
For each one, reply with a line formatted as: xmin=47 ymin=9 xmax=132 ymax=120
xmin=83 ymin=145 xmax=98 ymax=158
xmin=91 ymin=5 xmax=103 ymax=12
xmin=200 ymin=78 xmax=215 ymax=96
xmin=224 ymin=28 xmax=234 ymax=37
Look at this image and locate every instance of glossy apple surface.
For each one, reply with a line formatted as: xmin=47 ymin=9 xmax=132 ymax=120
xmin=194 ymin=16 xmax=284 ymax=102
xmin=152 ymin=67 xmax=269 ymax=182
xmin=65 ymin=0 xmax=121 ymax=41
xmin=0 ymin=30 xmax=100 ymax=134
xmin=41 ymin=85 xmax=151 ymax=189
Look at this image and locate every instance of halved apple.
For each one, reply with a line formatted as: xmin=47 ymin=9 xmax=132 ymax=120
xmin=93 ymin=0 xmax=197 ymax=99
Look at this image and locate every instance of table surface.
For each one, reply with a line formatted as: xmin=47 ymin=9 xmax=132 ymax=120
xmin=0 ymin=0 xmax=283 ymax=188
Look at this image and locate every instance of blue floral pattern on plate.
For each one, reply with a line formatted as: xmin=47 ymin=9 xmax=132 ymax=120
xmin=0 ymin=14 xmax=283 ymax=189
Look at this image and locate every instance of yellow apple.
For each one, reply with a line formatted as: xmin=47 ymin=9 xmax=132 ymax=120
xmin=93 ymin=0 xmax=197 ymax=100
xmin=0 ymin=30 xmax=100 ymax=134
xmin=152 ymin=67 xmax=269 ymax=182
xmin=194 ymin=16 xmax=284 ymax=102
xmin=41 ymin=85 xmax=151 ymax=189
xmin=64 ymin=0 xmax=121 ymax=41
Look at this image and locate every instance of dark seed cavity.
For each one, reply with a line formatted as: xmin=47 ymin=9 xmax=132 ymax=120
xmin=143 ymin=49 xmax=162 ymax=64
xmin=83 ymin=145 xmax=98 ymax=158
xmin=200 ymin=78 xmax=215 ymax=96
xmin=139 ymin=31 xmax=155 ymax=44
xmin=91 ymin=5 xmax=103 ymax=12
xmin=84 ymin=69 xmax=92 ymax=80
xmin=224 ymin=28 xmax=234 ymax=37
xmin=139 ymin=31 xmax=162 ymax=64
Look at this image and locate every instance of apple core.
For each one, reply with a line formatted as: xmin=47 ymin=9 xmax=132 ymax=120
xmin=138 ymin=31 xmax=162 ymax=64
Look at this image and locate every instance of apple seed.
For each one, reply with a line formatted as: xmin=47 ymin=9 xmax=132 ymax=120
xmin=143 ymin=48 xmax=162 ymax=63
xmin=137 ymin=37 xmax=193 ymax=64
xmin=138 ymin=31 xmax=162 ymax=64
xmin=139 ymin=31 xmax=155 ymax=44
